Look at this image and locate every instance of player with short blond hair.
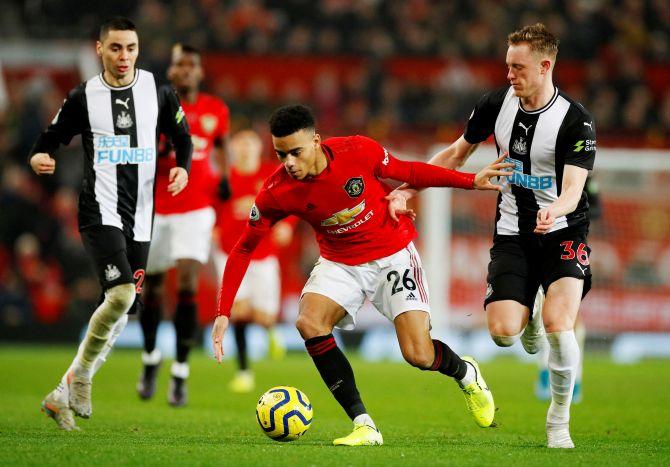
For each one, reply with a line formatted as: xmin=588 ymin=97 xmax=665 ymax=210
xmin=388 ymin=23 xmax=596 ymax=448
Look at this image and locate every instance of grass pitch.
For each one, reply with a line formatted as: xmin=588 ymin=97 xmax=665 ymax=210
xmin=1 ymin=345 xmax=668 ymax=466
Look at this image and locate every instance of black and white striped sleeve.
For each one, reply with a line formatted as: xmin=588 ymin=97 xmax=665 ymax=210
xmin=557 ymin=105 xmax=596 ymax=171
xmin=30 ymin=83 xmax=86 ymax=157
xmin=157 ymin=84 xmax=192 ymax=173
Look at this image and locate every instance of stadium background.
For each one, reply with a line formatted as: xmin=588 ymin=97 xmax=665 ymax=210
xmin=0 ymin=0 xmax=668 ymax=354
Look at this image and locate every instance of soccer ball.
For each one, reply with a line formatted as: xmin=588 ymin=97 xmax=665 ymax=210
xmin=256 ymin=386 xmax=313 ymax=441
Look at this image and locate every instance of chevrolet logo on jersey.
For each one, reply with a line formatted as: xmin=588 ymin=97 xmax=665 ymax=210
xmin=94 ymin=135 xmax=155 ymax=165
xmin=321 ymin=200 xmax=366 ymax=227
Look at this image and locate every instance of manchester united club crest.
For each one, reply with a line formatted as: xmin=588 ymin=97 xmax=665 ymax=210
xmin=344 ymin=177 xmax=364 ymax=198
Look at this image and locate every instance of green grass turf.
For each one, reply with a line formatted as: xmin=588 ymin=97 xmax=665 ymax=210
xmin=0 ymin=345 xmax=668 ymax=466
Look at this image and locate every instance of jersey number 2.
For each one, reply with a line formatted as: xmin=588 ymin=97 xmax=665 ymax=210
xmin=133 ymin=269 xmax=145 ymax=294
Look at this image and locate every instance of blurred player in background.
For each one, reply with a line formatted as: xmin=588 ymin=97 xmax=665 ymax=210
xmin=32 ymin=18 xmax=192 ymax=430
xmin=137 ymin=43 xmax=230 ymax=407
xmin=212 ymin=129 xmax=295 ymax=393
xmin=535 ymin=175 xmax=600 ymax=402
xmin=212 ymin=105 xmax=512 ymax=446
xmin=389 ymin=24 xmax=596 ymax=448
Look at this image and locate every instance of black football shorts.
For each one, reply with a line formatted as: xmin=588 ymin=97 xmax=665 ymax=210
xmin=484 ymin=226 xmax=592 ymax=311
xmin=81 ymin=225 xmax=150 ymax=313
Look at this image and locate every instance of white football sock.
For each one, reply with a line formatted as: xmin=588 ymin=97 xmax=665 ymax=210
xmin=353 ymin=413 xmax=376 ymax=429
xmin=546 ymin=330 xmax=580 ymax=425
xmin=575 ymin=321 xmax=586 ymax=384
xmin=142 ymin=348 xmax=162 ymax=366
xmin=171 ymin=361 xmax=190 ymax=379
xmin=73 ymin=283 xmax=135 ymax=379
xmin=458 ymin=361 xmax=477 ymax=387
xmin=53 ymin=314 xmax=129 ymax=400
xmin=91 ymin=313 xmax=129 ymax=376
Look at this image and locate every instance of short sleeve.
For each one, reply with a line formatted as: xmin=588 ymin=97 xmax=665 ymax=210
xmin=463 ymin=87 xmax=509 ymax=145
xmin=560 ymin=109 xmax=596 ymax=171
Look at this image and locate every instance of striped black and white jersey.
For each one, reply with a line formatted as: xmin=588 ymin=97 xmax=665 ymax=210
xmin=31 ymin=69 xmax=192 ymax=242
xmin=464 ymin=86 xmax=596 ymax=235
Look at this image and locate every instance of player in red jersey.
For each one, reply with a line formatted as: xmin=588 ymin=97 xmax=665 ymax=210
xmin=137 ymin=44 xmax=230 ymax=406
xmin=212 ymin=129 xmax=295 ymax=393
xmin=211 ymin=105 xmax=513 ymax=445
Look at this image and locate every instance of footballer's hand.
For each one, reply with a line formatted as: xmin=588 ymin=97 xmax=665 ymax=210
xmin=473 ymin=153 xmax=514 ymax=191
xmin=167 ymin=167 xmax=188 ymax=196
xmin=534 ymin=207 xmax=556 ymax=234
xmin=385 ymin=189 xmax=416 ymax=222
xmin=30 ymin=153 xmax=56 ymax=175
xmin=211 ymin=315 xmax=230 ymax=363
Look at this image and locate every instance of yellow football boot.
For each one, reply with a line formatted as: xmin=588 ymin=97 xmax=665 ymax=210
xmin=229 ymin=370 xmax=255 ymax=394
xmin=333 ymin=422 xmax=383 ymax=446
xmin=268 ymin=328 xmax=286 ymax=361
xmin=460 ymin=356 xmax=495 ymax=427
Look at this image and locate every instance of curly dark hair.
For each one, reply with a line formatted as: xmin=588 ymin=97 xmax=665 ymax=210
xmin=268 ymin=104 xmax=316 ymax=137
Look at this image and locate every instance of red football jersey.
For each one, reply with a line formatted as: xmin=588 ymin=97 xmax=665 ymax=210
xmin=155 ymin=92 xmax=229 ymax=214
xmin=216 ymin=162 xmax=280 ymax=259
xmin=216 ymin=134 xmax=477 ymax=317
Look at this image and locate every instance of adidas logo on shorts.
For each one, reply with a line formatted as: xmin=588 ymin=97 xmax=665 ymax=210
xmin=406 ymin=292 xmax=417 ymax=301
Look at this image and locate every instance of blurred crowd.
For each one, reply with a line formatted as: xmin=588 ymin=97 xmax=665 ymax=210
xmin=1 ymin=0 xmax=669 ymax=331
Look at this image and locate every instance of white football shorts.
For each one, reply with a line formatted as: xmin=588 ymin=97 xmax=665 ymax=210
xmin=212 ymin=249 xmax=281 ymax=316
xmin=302 ymin=241 xmax=430 ymax=330
xmin=146 ymin=207 xmax=216 ymax=274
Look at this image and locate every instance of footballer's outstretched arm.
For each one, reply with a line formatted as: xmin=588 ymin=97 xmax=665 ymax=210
xmin=212 ymin=222 xmax=268 ymax=362
xmin=212 ymin=189 xmax=286 ymax=362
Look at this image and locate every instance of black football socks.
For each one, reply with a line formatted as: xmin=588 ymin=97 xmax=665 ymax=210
xmin=424 ymin=339 xmax=468 ymax=380
xmin=234 ymin=322 xmax=249 ymax=371
xmin=140 ymin=280 xmax=162 ymax=353
xmin=174 ymin=290 xmax=197 ymax=363
xmin=305 ymin=334 xmax=367 ymax=420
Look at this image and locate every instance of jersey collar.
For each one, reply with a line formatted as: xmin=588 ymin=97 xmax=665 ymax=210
xmin=517 ymin=86 xmax=558 ymax=115
xmin=99 ymin=69 xmax=140 ymax=91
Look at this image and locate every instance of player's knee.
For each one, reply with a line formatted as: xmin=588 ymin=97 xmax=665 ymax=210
xmin=488 ymin=320 xmax=522 ymax=345
xmin=105 ymin=283 xmax=136 ymax=313
xmin=491 ymin=334 xmax=519 ymax=347
xmin=543 ymin=317 xmax=573 ymax=334
xmin=296 ymin=313 xmax=327 ymax=340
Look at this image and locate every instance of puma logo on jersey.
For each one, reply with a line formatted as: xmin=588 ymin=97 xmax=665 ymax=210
xmin=115 ymin=98 xmax=130 ymax=109
xmin=518 ymin=122 xmax=533 ymax=135
xmin=382 ymin=148 xmax=390 ymax=166
xmin=321 ymin=200 xmax=366 ymax=227
xmin=583 ymin=121 xmax=593 ymax=130
xmin=576 ymin=263 xmax=588 ymax=275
